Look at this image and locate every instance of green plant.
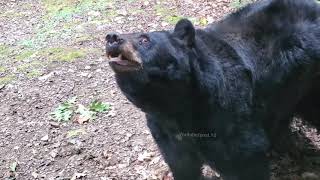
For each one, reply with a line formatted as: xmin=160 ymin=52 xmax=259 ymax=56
xmin=230 ymin=0 xmax=252 ymax=8
xmin=89 ymin=100 xmax=111 ymax=112
xmin=51 ymin=98 xmax=111 ymax=123
xmin=51 ymin=97 xmax=77 ymax=122
xmin=75 ymin=100 xmax=111 ymax=123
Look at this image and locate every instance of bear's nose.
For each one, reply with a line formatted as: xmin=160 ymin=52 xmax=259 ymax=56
xmin=106 ymin=33 xmax=124 ymax=47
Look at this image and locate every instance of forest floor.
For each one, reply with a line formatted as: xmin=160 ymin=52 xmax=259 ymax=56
xmin=0 ymin=0 xmax=320 ymax=179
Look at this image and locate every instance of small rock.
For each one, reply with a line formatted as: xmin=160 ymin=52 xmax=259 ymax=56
xmin=31 ymin=172 xmax=39 ymax=178
xmin=49 ymin=149 xmax=58 ymax=158
xmin=207 ymin=16 xmax=214 ymax=24
xmin=150 ymin=156 xmax=161 ymax=165
xmin=79 ymin=72 xmax=89 ymax=77
xmin=102 ymin=150 xmax=111 ymax=159
xmin=71 ymin=172 xmax=86 ymax=180
xmin=161 ymin=21 xmax=169 ymax=27
xmin=117 ymin=9 xmax=128 ymax=16
xmin=38 ymin=72 xmax=55 ymax=81
xmin=126 ymin=133 xmax=133 ymax=138
xmin=0 ymin=84 xmax=5 ymax=90
xmin=107 ymin=109 xmax=117 ymax=118
xmin=97 ymin=24 xmax=109 ymax=32
xmin=95 ymin=69 xmax=102 ymax=73
xmin=138 ymin=151 xmax=155 ymax=162
xmin=68 ymin=69 xmax=75 ymax=73
xmin=84 ymin=65 xmax=91 ymax=70
xmin=41 ymin=135 xmax=49 ymax=141
xmin=115 ymin=16 xmax=124 ymax=24
xmin=117 ymin=163 xmax=128 ymax=168
xmin=88 ymin=11 xmax=101 ymax=17
xmin=49 ymin=121 xmax=60 ymax=128
xmin=107 ymin=156 xmax=119 ymax=166
xmin=143 ymin=1 xmax=150 ymax=6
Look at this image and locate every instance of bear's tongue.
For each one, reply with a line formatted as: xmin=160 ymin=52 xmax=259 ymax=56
xmin=110 ymin=57 xmax=129 ymax=66
xmin=109 ymin=54 xmax=138 ymax=66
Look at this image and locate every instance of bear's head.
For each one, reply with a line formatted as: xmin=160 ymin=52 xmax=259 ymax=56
xmin=106 ymin=19 xmax=199 ymax=115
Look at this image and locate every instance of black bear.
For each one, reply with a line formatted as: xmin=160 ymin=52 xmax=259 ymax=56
xmin=105 ymin=0 xmax=320 ymax=179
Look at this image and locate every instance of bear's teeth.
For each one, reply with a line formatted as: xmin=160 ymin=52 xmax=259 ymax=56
xmin=115 ymin=60 xmax=129 ymax=66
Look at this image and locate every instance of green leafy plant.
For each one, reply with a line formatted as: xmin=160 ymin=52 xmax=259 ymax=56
xmin=199 ymin=17 xmax=208 ymax=26
xmin=89 ymin=100 xmax=111 ymax=113
xmin=51 ymin=97 xmax=77 ymax=122
xmin=51 ymin=98 xmax=111 ymax=123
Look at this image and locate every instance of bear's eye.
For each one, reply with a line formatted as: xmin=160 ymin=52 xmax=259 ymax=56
xmin=139 ymin=35 xmax=150 ymax=46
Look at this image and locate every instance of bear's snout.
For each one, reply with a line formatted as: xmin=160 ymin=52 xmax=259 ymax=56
xmin=106 ymin=33 xmax=124 ymax=48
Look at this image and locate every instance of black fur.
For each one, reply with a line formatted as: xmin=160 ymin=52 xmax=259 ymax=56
xmin=106 ymin=0 xmax=320 ymax=179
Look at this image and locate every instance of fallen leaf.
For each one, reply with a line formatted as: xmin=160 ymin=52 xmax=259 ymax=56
xmin=67 ymin=129 xmax=86 ymax=138
xmin=31 ymin=172 xmax=39 ymax=178
xmin=41 ymin=135 xmax=49 ymax=141
xmin=138 ymin=151 xmax=155 ymax=162
xmin=76 ymin=104 xmax=96 ymax=124
xmin=10 ymin=162 xmax=17 ymax=172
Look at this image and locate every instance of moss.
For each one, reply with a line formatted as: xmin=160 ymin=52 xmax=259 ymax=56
xmin=130 ymin=8 xmax=145 ymax=15
xmin=26 ymin=70 xmax=42 ymax=78
xmin=42 ymin=0 xmax=112 ymax=20
xmin=60 ymin=51 xmax=85 ymax=61
xmin=75 ymin=35 xmax=95 ymax=43
xmin=40 ymin=47 xmax=86 ymax=62
xmin=0 ymin=10 xmax=24 ymax=18
xmin=199 ymin=17 xmax=208 ymax=26
xmin=0 ymin=66 xmax=6 ymax=73
xmin=15 ymin=50 xmax=35 ymax=61
xmin=165 ymin=15 xmax=184 ymax=25
xmin=0 ymin=75 xmax=15 ymax=85
xmin=230 ymin=0 xmax=251 ymax=8
xmin=155 ymin=4 xmax=184 ymax=25
xmin=155 ymin=4 xmax=171 ymax=16
xmin=16 ymin=61 xmax=43 ymax=78
xmin=0 ymin=45 xmax=12 ymax=58
xmin=17 ymin=61 xmax=42 ymax=72
xmin=19 ymin=39 xmax=36 ymax=49
xmin=105 ymin=10 xmax=118 ymax=18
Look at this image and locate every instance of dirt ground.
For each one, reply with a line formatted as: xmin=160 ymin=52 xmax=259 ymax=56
xmin=0 ymin=0 xmax=320 ymax=179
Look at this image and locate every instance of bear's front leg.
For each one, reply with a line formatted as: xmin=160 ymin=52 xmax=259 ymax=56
xmin=147 ymin=116 xmax=203 ymax=180
xmin=210 ymin=126 xmax=271 ymax=180
xmin=220 ymin=154 xmax=270 ymax=180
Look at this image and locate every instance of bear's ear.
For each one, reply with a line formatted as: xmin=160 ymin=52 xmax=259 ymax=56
xmin=173 ymin=19 xmax=195 ymax=47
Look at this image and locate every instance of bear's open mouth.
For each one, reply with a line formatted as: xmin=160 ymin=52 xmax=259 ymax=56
xmin=107 ymin=52 xmax=142 ymax=72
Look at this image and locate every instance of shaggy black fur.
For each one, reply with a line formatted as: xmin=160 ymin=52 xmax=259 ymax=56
xmin=106 ymin=0 xmax=320 ymax=179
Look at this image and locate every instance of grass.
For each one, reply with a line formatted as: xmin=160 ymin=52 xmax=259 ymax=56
xmin=41 ymin=47 xmax=86 ymax=62
xmin=0 ymin=45 xmax=13 ymax=58
xmin=165 ymin=15 xmax=184 ymax=25
xmin=26 ymin=70 xmax=42 ymax=78
xmin=42 ymin=0 xmax=112 ymax=21
xmin=15 ymin=50 xmax=35 ymax=61
xmin=230 ymin=0 xmax=252 ymax=8
xmin=0 ymin=75 xmax=15 ymax=85
xmin=0 ymin=66 xmax=6 ymax=73
xmin=0 ymin=10 xmax=24 ymax=18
